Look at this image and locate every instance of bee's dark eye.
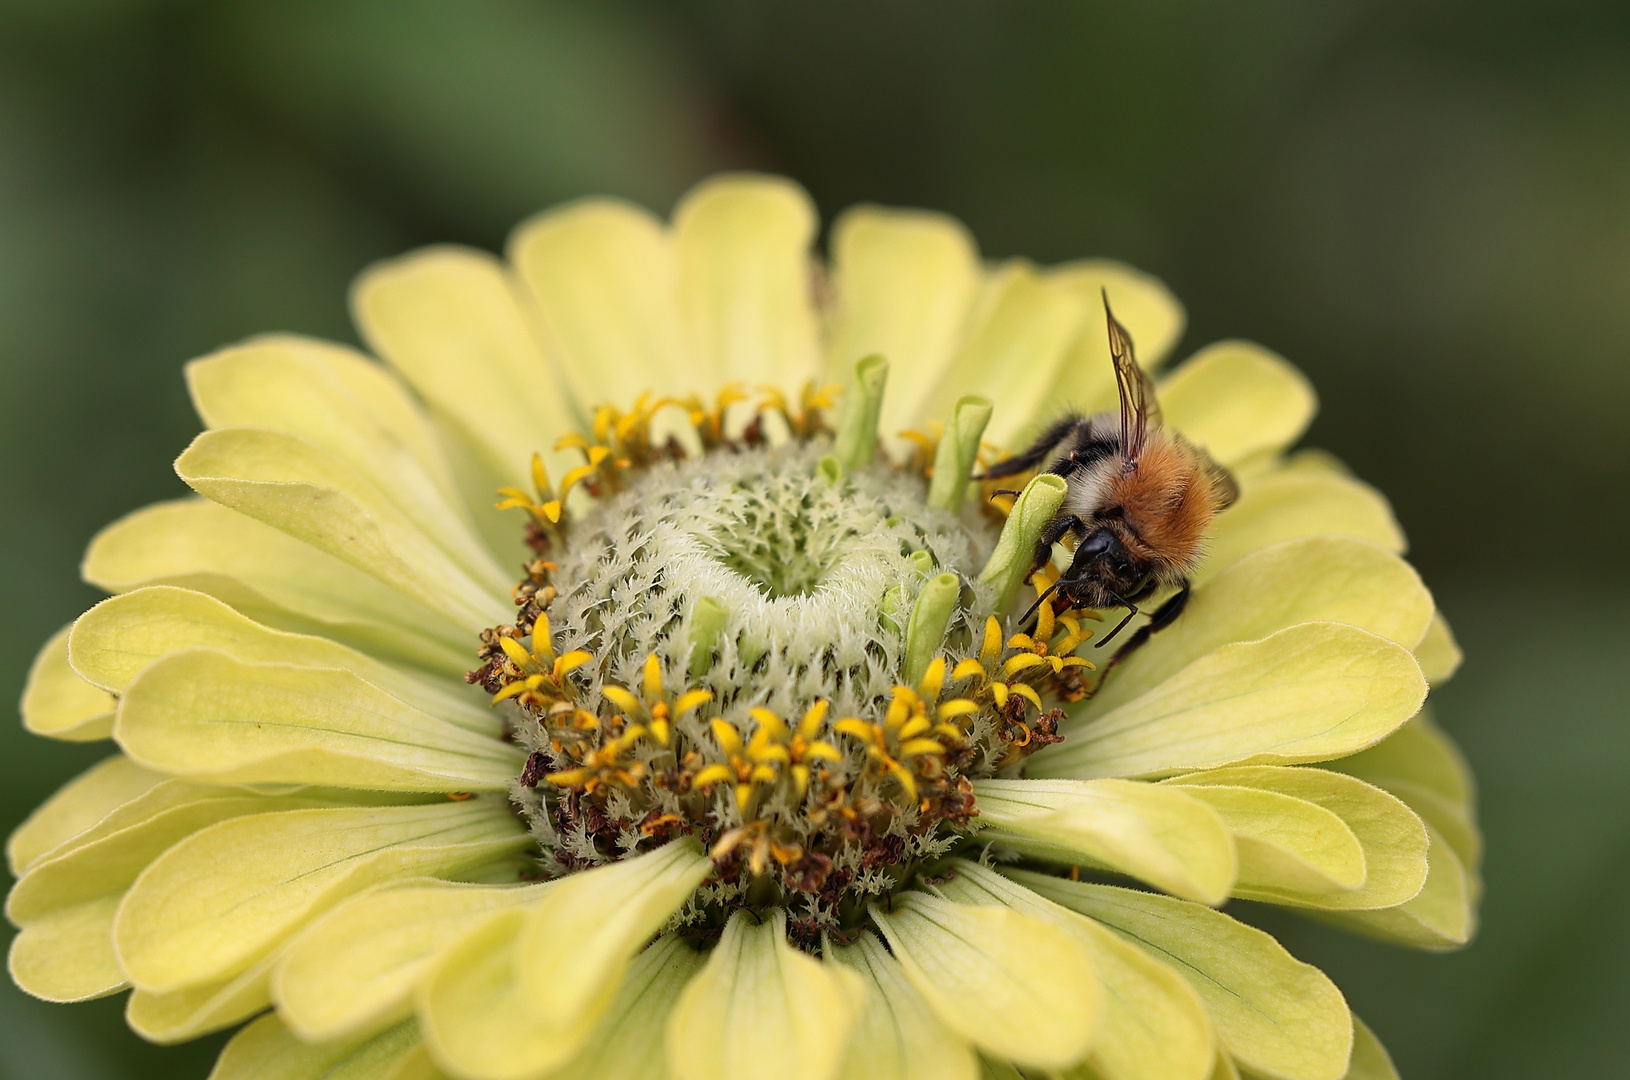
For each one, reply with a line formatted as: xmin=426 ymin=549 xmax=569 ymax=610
xmin=1078 ymin=530 xmax=1115 ymax=559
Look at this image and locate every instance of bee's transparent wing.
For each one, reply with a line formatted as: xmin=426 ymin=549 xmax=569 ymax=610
xmin=1102 ymin=289 xmax=1161 ymax=464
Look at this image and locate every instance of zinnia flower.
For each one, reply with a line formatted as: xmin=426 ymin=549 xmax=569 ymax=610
xmin=8 ymin=174 xmax=1478 ymax=1080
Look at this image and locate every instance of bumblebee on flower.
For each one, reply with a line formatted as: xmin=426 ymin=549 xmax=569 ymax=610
xmin=9 ymin=174 xmax=1474 ymax=1080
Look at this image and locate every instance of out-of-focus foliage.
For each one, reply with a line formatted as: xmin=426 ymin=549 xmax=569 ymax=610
xmin=1 ymin=2 xmax=1626 ymax=1077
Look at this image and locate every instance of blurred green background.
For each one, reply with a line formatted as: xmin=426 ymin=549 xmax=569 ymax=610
xmin=2 ymin=1 xmax=1628 ymax=1076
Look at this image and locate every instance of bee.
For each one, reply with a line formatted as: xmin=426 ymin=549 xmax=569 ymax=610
xmin=984 ymin=291 xmax=1238 ymax=660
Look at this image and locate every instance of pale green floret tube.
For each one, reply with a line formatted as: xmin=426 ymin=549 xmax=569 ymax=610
xmin=926 ymin=395 xmax=992 ymax=513
xmin=832 ymin=354 xmax=889 ymax=470
xmin=978 ymin=473 xmax=1068 ymax=613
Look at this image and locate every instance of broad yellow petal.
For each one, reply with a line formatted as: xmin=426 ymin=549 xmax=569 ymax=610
xmin=1171 ymin=784 xmax=1367 ymax=896
xmin=6 ymin=754 xmax=162 ymax=875
xmin=1343 ymin=1016 xmax=1400 ymax=1080
xmin=176 ymin=429 xmax=511 ymax=632
xmin=1412 ymin=612 xmax=1463 ymax=685
xmin=114 ymin=799 xmax=527 ymax=993
xmin=673 ymin=174 xmax=821 ymax=395
xmin=509 ymin=197 xmax=688 ymax=407
xmin=824 ymin=206 xmax=981 ymax=454
xmin=1013 ymin=873 xmax=1353 ymax=1080
xmin=1034 ymin=623 xmax=1426 ymax=780
xmin=83 ymin=498 xmax=473 ymax=676
xmin=418 ymin=907 xmax=589 ymax=1080
xmin=973 ymin=778 xmax=1236 ymax=905
xmin=115 ymin=650 xmax=524 ymax=791
xmin=1158 ymin=342 xmax=1316 ymax=469
xmin=916 ymin=262 xmax=1087 ymax=446
xmin=667 ymin=908 xmax=863 ymax=1080
xmin=1316 ymin=823 xmax=1473 ymax=949
xmin=276 ymin=881 xmax=551 ymax=1042
xmin=828 ymin=931 xmax=978 ymax=1080
xmin=1196 ymin=469 xmax=1405 ymax=586
xmin=869 ymin=893 xmax=1100 ymax=1070
xmin=519 ymin=839 xmax=711 ymax=1030
xmin=19 ymin=625 xmax=113 ymax=742
xmin=1168 ymin=767 xmax=1428 ymax=911
xmin=1335 ymin=712 xmax=1474 ymax=809
xmin=7 ymin=895 xmax=125 ymax=1003
xmin=941 ymin=862 xmax=1213 ymax=1080
xmin=545 ymin=934 xmax=704 ymax=1080
xmin=209 ymin=1014 xmax=431 ymax=1080
xmin=8 ymin=781 xmax=391 ymax=924
xmin=187 ymin=336 xmax=474 ymax=547
xmin=126 ymin=955 xmax=274 ymax=1043
xmin=73 ymin=586 xmax=496 ymax=734
xmin=1087 ymin=536 xmax=1433 ymax=715
xmin=353 ymin=245 xmax=580 ymax=494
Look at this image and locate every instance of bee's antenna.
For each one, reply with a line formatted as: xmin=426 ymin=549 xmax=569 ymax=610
xmin=1095 ymin=591 xmax=1140 ymax=649
xmin=989 ymin=488 xmax=1022 ymax=500
xmin=1017 ymin=581 xmax=1061 ymax=630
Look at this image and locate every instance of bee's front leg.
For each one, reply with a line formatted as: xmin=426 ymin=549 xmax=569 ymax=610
xmin=1029 ymin=514 xmax=1079 ymax=583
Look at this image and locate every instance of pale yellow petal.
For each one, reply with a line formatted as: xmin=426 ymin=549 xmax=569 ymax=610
xmin=73 ymin=586 xmax=497 ymax=735
xmin=1338 ymin=713 xmax=1482 ymax=886
xmin=1035 ymin=623 xmax=1426 ymax=780
xmin=823 ymin=206 xmax=981 ymax=453
xmin=1157 ymin=342 xmax=1316 ymax=469
xmin=519 ymin=839 xmax=711 ymax=1030
xmin=1063 ymin=919 xmax=1214 ymax=1080
xmin=869 ymin=893 xmax=1099 ymax=1070
xmin=7 ymin=781 xmax=394 ymax=925
xmin=1046 ymin=260 xmax=1187 ymax=414
xmin=1413 ymin=612 xmax=1463 ymax=685
xmin=175 ymin=428 xmax=511 ymax=633
xmin=1316 ymin=823 xmax=1473 ymax=949
xmin=1169 ymin=767 xmax=1428 ymax=911
xmin=114 ymin=799 xmax=527 ymax=993
xmin=508 ymin=197 xmax=688 ymax=406
xmin=187 ymin=336 xmax=471 ymax=538
xmin=209 ymin=1014 xmax=431 ymax=1080
xmin=916 ymin=261 xmax=1088 ymax=446
xmin=1012 ymin=872 xmax=1353 ymax=1080
xmin=1343 ymin=1016 xmax=1400 ymax=1080
xmin=973 ymin=778 xmax=1236 ymax=905
xmin=6 ymin=754 xmax=163 ymax=875
xmin=83 ymin=498 xmax=473 ymax=676
xmin=1196 ymin=470 xmax=1405 ymax=586
xmin=275 ymin=881 xmax=551 ymax=1042
xmin=418 ymin=907 xmax=588 ymax=1080
xmin=7 ymin=895 xmax=126 ymax=1003
xmin=1089 ymin=536 xmax=1433 ymax=716
xmin=934 ymin=861 xmax=1213 ymax=1080
xmin=673 ymin=174 xmax=821 ymax=394
xmin=667 ymin=908 xmax=863 ymax=1080
xmin=20 ymin=625 xmax=114 ymax=742
xmin=1171 ymin=784 xmax=1366 ymax=896
xmin=546 ymin=934 xmax=704 ymax=1080
xmin=126 ymin=954 xmax=273 ymax=1043
xmin=115 ymin=649 xmax=524 ymax=791
xmin=828 ymin=931 xmax=978 ymax=1080
xmin=352 ymin=245 xmax=580 ymax=491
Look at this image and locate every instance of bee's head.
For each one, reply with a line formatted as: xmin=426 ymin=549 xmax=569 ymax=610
xmin=1060 ymin=523 xmax=1155 ymax=609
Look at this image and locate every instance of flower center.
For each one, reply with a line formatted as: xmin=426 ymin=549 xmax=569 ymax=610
xmin=473 ymin=387 xmax=1095 ymax=944
xmin=549 ymin=442 xmax=992 ymax=718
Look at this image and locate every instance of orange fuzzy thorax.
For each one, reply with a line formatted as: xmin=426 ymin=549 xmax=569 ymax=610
xmin=1101 ymin=434 xmax=1224 ymax=582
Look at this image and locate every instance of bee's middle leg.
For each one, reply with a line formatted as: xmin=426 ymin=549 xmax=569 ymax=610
xmin=1098 ymin=581 xmax=1191 ymax=678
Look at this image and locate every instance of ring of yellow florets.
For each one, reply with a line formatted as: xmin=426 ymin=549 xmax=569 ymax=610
xmin=469 ymin=386 xmax=1099 ymax=943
